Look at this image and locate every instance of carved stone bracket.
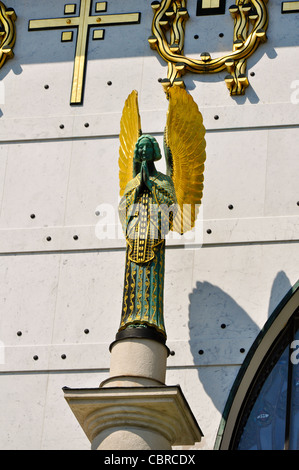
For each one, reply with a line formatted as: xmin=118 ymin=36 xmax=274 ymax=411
xmin=148 ymin=0 xmax=269 ymax=95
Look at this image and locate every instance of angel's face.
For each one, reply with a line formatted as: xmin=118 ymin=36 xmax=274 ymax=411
xmin=137 ymin=139 xmax=154 ymax=162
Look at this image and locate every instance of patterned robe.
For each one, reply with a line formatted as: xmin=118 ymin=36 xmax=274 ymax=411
xmin=118 ymin=172 xmax=177 ymax=339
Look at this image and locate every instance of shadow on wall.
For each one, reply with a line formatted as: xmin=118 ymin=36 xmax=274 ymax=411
xmin=267 ymin=271 xmax=293 ymax=320
xmin=188 ymin=271 xmax=292 ymax=413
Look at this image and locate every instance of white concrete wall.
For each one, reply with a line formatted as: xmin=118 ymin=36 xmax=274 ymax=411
xmin=0 ymin=0 xmax=298 ymax=449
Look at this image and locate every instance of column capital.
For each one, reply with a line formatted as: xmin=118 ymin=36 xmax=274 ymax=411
xmin=63 ymin=385 xmax=203 ymax=450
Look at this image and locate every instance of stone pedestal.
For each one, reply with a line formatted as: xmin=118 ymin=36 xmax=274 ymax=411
xmin=63 ymin=334 xmax=203 ymax=450
xmin=102 ymin=337 xmax=168 ymax=387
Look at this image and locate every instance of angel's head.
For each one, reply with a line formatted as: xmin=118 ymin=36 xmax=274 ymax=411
xmin=134 ymin=135 xmax=162 ymax=163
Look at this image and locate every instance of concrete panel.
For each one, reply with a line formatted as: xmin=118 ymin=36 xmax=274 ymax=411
xmin=0 ymin=213 xmax=298 ymax=254
xmin=64 ymin=137 xmax=119 ymax=226
xmin=1 ymin=242 xmax=297 ymax=373
xmin=0 ymin=373 xmax=49 ymax=450
xmin=0 ymin=370 xmax=108 ymax=450
xmin=0 ymin=144 xmax=9 ymax=215
xmin=0 ymin=253 xmax=60 ymax=347
xmin=0 ymin=140 xmax=72 ymax=229
xmin=0 ymin=0 xmax=296 ymax=141
xmin=265 ymin=127 xmax=299 ymax=216
xmin=164 ymin=242 xmax=299 ymax=358
xmin=52 ymin=251 xmax=123 ymax=345
xmin=203 ymin=129 xmax=268 ymax=220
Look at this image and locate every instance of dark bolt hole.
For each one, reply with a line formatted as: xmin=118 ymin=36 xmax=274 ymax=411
xmin=17 ymin=331 xmax=22 ymax=336
xmin=221 ymin=323 xmax=226 ymax=329
xmin=198 ymin=349 xmax=204 ymax=355
xmin=240 ymin=348 xmax=245 ymax=353
xmin=84 ymin=329 xmax=90 ymax=334
xmin=61 ymin=354 xmax=66 ymax=359
xmin=33 ymin=355 xmax=39 ymax=361
xmin=30 ymin=214 xmax=36 ymax=219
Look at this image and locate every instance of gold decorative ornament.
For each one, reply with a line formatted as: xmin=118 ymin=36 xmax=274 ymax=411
xmin=0 ymin=2 xmax=17 ymax=70
xmin=148 ymin=0 xmax=269 ymax=95
xmin=29 ymin=1 xmax=140 ymax=105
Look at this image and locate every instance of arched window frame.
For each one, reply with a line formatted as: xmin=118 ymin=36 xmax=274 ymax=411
xmin=215 ymin=280 xmax=299 ymax=450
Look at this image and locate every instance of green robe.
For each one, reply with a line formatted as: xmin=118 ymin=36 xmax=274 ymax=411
xmin=118 ymin=172 xmax=177 ymax=339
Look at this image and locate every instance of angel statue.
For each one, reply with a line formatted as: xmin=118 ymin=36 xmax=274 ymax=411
xmin=115 ymin=86 xmax=206 ymax=345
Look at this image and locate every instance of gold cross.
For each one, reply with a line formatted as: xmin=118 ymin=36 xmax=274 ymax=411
xmin=29 ymin=1 xmax=140 ymax=105
xmin=281 ymin=1 xmax=299 ymax=12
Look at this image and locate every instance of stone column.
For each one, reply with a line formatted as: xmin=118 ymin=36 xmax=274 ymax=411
xmin=102 ymin=336 xmax=168 ymax=387
xmin=64 ymin=329 xmax=203 ymax=450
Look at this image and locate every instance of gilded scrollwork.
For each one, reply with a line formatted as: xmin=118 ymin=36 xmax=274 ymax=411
xmin=148 ymin=0 xmax=269 ymax=95
xmin=0 ymin=2 xmax=16 ymax=70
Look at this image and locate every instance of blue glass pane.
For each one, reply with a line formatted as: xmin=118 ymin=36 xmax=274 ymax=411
xmin=289 ymin=329 xmax=299 ymax=450
xmin=238 ymin=345 xmax=289 ymax=450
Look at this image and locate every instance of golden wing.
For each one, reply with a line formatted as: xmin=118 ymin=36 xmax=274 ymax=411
xmin=118 ymin=90 xmax=142 ymax=196
xmin=165 ymin=86 xmax=206 ymax=234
